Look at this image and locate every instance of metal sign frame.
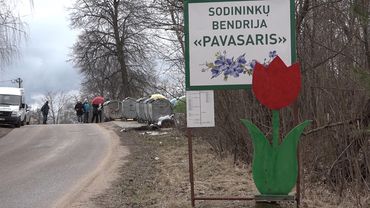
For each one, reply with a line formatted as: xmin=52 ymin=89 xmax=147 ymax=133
xmin=184 ymin=0 xmax=301 ymax=207
xmin=186 ymin=119 xmax=302 ymax=207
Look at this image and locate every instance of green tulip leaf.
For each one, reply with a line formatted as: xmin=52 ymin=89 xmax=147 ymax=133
xmin=274 ymin=120 xmax=312 ymax=194
xmin=241 ymin=119 xmax=273 ymax=194
xmin=241 ymin=119 xmax=311 ymax=195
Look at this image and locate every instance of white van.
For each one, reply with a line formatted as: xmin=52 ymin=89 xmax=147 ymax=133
xmin=0 ymin=87 xmax=27 ymax=127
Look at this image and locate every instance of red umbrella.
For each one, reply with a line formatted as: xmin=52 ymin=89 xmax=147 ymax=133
xmin=92 ymin=96 xmax=104 ymax=105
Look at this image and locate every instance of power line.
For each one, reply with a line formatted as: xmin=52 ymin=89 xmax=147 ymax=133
xmin=0 ymin=79 xmax=14 ymax=83
xmin=0 ymin=78 xmax=23 ymax=88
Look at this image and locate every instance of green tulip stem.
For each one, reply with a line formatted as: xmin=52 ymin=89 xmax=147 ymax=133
xmin=272 ymin=110 xmax=280 ymax=148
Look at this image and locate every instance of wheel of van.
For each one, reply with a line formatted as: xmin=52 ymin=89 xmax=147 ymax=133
xmin=15 ymin=119 xmax=21 ymax=128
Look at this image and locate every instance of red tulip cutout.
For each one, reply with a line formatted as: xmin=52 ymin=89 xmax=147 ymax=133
xmin=241 ymin=55 xmax=311 ymax=195
xmin=252 ymin=56 xmax=301 ymax=110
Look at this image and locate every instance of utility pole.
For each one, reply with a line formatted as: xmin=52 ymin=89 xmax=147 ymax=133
xmin=14 ymin=78 xmax=23 ymax=88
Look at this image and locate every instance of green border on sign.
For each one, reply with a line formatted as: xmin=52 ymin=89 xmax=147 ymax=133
xmin=184 ymin=0 xmax=297 ymax=91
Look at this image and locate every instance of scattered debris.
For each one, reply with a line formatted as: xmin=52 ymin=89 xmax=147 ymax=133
xmin=149 ymin=124 xmax=160 ymax=130
xmin=157 ymin=115 xmax=175 ymax=128
xmin=140 ymin=131 xmax=168 ymax=136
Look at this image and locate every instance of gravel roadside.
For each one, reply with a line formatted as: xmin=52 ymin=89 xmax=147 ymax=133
xmin=91 ymin=123 xmax=163 ymax=208
xmin=91 ymin=123 xmax=259 ymax=208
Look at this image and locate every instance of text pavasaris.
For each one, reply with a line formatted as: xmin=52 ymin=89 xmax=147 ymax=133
xmin=199 ymin=34 xmax=279 ymax=47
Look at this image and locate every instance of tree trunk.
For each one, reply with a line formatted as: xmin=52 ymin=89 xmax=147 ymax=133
xmin=168 ymin=2 xmax=184 ymax=59
xmin=363 ymin=23 xmax=370 ymax=71
xmin=113 ymin=0 xmax=131 ymax=98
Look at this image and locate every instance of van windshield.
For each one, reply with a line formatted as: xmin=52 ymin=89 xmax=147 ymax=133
xmin=0 ymin=95 xmax=21 ymax=105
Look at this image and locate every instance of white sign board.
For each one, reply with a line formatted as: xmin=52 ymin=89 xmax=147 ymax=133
xmin=185 ymin=0 xmax=294 ymax=90
xmin=186 ymin=90 xmax=215 ymax=128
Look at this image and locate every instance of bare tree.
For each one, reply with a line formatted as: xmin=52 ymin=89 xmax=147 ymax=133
xmin=0 ymin=0 xmax=33 ymax=69
xmin=147 ymin=0 xmax=185 ymax=97
xmin=69 ymin=0 xmax=157 ymax=99
xmin=42 ymin=91 xmax=73 ymax=124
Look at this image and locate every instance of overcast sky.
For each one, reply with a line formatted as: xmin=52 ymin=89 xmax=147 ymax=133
xmin=0 ymin=0 xmax=80 ymax=107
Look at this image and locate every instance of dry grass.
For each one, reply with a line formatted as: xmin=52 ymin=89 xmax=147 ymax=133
xmin=94 ymin=123 xmax=369 ymax=208
xmin=301 ymin=184 xmax=370 ymax=208
xmin=146 ymin=129 xmax=369 ymax=208
xmin=152 ymin=130 xmax=292 ymax=208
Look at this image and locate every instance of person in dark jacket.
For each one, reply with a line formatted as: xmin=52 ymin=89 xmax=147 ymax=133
xmin=91 ymin=104 xmax=99 ymax=123
xmin=74 ymin=101 xmax=84 ymax=123
xmin=97 ymin=103 xmax=103 ymax=122
xmin=82 ymin=99 xmax=91 ymax=123
xmin=40 ymin=101 xmax=49 ymax=124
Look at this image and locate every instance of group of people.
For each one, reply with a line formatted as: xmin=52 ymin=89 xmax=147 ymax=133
xmin=74 ymin=99 xmax=103 ymax=123
xmin=39 ymin=98 xmax=104 ymax=124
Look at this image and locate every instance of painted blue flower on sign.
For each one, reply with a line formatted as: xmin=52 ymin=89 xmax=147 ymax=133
xmin=202 ymin=50 xmax=278 ymax=81
xmin=269 ymin=50 xmax=277 ymax=58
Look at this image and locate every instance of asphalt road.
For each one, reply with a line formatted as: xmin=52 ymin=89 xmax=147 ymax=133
xmin=0 ymin=124 xmax=112 ymax=208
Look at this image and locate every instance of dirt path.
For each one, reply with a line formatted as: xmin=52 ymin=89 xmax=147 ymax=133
xmin=89 ymin=124 xmax=260 ymax=208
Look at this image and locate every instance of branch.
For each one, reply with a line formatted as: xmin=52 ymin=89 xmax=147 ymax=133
xmin=303 ymin=120 xmax=350 ymax=136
